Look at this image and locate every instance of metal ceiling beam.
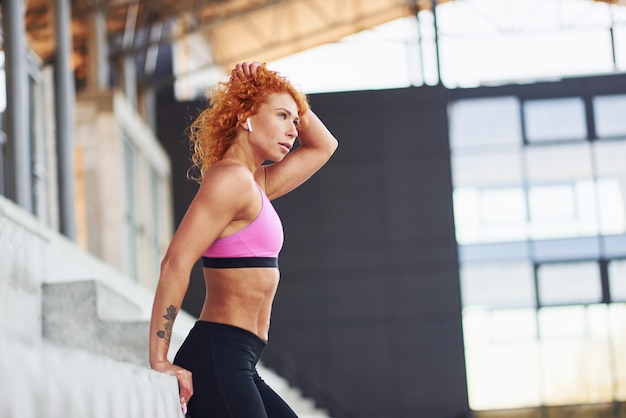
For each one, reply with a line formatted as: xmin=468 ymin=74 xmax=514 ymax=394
xmin=107 ymin=0 xmax=288 ymax=58
xmin=143 ymin=0 xmax=419 ymax=88
xmin=23 ymin=0 xmax=625 ymax=87
xmin=206 ymin=0 xmax=417 ymax=70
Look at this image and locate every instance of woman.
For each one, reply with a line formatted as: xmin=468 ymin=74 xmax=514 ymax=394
xmin=148 ymin=61 xmax=338 ymax=417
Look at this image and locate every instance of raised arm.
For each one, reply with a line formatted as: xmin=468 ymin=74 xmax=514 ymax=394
xmin=231 ymin=61 xmax=337 ymax=200
xmin=260 ymin=108 xmax=338 ymax=200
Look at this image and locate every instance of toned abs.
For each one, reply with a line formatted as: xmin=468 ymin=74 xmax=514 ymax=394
xmin=200 ymin=267 xmax=280 ymax=341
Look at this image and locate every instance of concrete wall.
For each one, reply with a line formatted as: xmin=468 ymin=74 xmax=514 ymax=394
xmin=75 ymin=90 xmax=173 ymax=289
xmin=0 ymin=193 xmax=191 ymax=417
xmin=0 ymin=336 xmax=182 ymax=418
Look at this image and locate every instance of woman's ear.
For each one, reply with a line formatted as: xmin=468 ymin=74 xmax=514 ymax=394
xmin=237 ymin=115 xmax=252 ymax=132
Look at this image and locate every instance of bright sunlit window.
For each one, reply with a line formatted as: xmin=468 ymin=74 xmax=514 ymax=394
xmin=269 ymin=0 xmax=626 ymax=92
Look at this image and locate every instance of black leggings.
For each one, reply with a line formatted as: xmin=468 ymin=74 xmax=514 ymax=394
xmin=173 ymin=321 xmax=299 ymax=418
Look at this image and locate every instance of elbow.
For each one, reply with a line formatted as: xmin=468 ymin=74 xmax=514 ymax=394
xmin=331 ymin=137 xmax=339 ymax=153
xmin=159 ymin=254 xmax=192 ymax=282
xmin=327 ymin=136 xmax=339 ymax=158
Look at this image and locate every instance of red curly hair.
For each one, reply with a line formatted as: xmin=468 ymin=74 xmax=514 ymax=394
xmin=188 ymin=64 xmax=309 ymax=181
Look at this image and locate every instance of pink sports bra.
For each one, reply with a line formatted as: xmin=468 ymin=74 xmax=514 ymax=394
xmin=202 ymin=184 xmax=283 ymax=268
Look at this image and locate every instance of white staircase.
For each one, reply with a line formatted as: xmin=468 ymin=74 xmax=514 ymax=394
xmin=40 ymin=278 xmax=331 ymax=417
xmin=0 ymin=195 xmax=330 ymax=418
xmin=42 ymin=280 xmax=149 ymax=366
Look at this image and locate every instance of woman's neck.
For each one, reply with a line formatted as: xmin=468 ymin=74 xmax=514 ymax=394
xmin=221 ymin=139 xmax=262 ymax=173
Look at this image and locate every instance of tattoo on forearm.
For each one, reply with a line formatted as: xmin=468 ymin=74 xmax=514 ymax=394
xmin=156 ymin=305 xmax=177 ymax=343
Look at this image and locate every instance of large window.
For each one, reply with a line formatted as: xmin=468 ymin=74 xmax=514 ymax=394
xmin=594 ymin=94 xmax=626 ymax=138
xmin=524 ymin=98 xmax=587 ymax=143
xmin=537 ymin=261 xmax=602 ymax=306
xmin=0 ymin=45 xmax=56 ymax=225
xmin=609 ymin=259 xmax=626 ymax=303
xmin=462 ymin=260 xmax=626 ymax=410
xmin=270 ymin=0 xmax=626 ymax=93
xmin=122 ymin=128 xmax=171 ymax=286
xmin=450 ymin=86 xmax=626 ymax=412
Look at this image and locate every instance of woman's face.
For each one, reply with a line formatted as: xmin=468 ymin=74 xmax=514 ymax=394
xmin=246 ymin=92 xmax=299 ymax=162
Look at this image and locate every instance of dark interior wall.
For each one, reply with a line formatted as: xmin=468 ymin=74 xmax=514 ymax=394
xmin=266 ymin=86 xmax=468 ymax=418
xmin=156 ymin=85 xmax=469 ymax=418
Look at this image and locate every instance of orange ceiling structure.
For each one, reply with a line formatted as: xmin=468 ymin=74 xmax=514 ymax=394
xmin=24 ymin=0 xmax=450 ymax=77
xmin=23 ymin=0 xmax=624 ymax=84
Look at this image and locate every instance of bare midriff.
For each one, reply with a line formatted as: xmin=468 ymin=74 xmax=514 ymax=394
xmin=198 ymin=267 xmax=280 ymax=342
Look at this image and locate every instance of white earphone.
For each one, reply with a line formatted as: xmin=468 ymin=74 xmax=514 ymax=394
xmin=246 ymin=118 xmax=253 ymax=132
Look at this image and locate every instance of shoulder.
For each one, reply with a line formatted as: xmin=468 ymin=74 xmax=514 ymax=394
xmin=196 ymin=161 xmax=257 ymax=209
xmin=204 ymin=160 xmax=254 ymax=187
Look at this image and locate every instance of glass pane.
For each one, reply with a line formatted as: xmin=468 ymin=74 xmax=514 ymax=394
xmin=524 ymin=97 xmax=587 ymax=142
xmin=490 ymin=308 xmax=537 ymax=341
xmin=451 ymin=149 xmax=526 ymax=244
xmin=597 ymin=179 xmax=626 ymax=235
xmin=594 ymin=94 xmax=626 ymax=138
xmin=539 ymin=305 xmax=614 ymax=405
xmin=460 ymin=261 xmax=535 ymax=309
xmin=538 ymin=261 xmax=602 ymax=306
xmin=527 ymin=182 xmax=599 ymax=239
xmin=480 ymin=188 xmax=527 ymax=224
xmin=617 ymin=24 xmax=626 ymax=72
xmin=448 ymin=97 xmax=522 ymax=150
xmin=529 ymin=184 xmax=575 ymax=220
xmin=452 ymin=150 xmax=523 ymax=187
xmin=454 ymin=187 xmax=529 ymax=244
xmin=610 ymin=303 xmax=626 ymax=401
xmin=437 ymin=1 xmax=617 ymax=86
xmin=463 ymin=308 xmax=541 ymax=410
xmin=610 ymin=259 xmax=626 ymax=303
xmin=586 ymin=305 xmax=615 ymax=404
xmin=525 ymin=143 xmax=599 ymax=239
xmin=593 ymin=141 xmax=626 ymax=235
xmin=525 ymin=143 xmax=593 ymax=183
xmin=539 ymin=305 xmax=587 ymax=338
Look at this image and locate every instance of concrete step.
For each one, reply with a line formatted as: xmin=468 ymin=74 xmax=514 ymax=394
xmin=42 ymin=279 xmax=150 ymax=366
xmin=0 ymin=335 xmax=183 ymax=418
xmin=41 ymin=279 xmax=332 ymax=417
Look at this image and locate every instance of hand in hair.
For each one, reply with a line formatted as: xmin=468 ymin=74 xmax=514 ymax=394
xmin=231 ymin=61 xmax=263 ymax=79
